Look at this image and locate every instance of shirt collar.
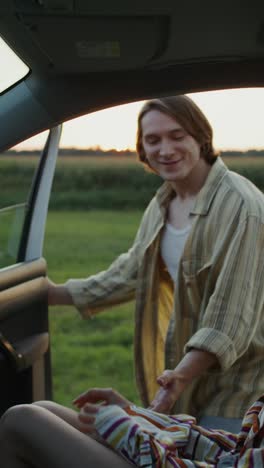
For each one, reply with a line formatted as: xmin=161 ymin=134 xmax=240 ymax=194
xmin=156 ymin=157 xmax=228 ymax=216
xmin=191 ymin=157 xmax=228 ymax=215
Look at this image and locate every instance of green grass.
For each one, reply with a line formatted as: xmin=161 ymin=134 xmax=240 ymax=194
xmin=1 ymin=154 xmax=264 ymax=211
xmin=44 ymin=210 xmax=143 ymax=406
xmin=0 ymin=153 xmax=262 ymax=406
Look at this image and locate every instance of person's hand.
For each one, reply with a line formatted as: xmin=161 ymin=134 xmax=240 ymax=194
xmin=150 ymin=351 xmax=217 ymax=413
xmin=47 ymin=278 xmax=73 ymax=306
xmin=73 ymin=388 xmax=132 ymax=435
xmin=47 ymin=278 xmax=57 ymax=305
xmin=73 ymin=387 xmax=131 ymax=410
xmin=77 ymin=402 xmax=100 ymax=434
xmin=149 ymin=370 xmax=187 ymax=413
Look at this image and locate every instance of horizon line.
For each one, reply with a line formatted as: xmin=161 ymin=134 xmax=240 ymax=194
xmin=5 ymin=146 xmax=264 ymax=154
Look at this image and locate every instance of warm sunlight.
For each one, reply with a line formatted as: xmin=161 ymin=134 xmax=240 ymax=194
xmin=15 ymin=88 xmax=264 ymax=152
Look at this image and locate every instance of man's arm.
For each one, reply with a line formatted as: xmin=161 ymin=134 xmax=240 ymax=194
xmin=149 ymin=349 xmax=217 ymax=413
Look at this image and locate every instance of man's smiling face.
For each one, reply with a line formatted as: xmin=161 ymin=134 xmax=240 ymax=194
xmin=141 ymin=109 xmax=202 ymax=183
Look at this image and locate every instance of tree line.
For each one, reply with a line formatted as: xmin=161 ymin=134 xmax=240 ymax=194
xmin=2 ymin=147 xmax=264 ymax=158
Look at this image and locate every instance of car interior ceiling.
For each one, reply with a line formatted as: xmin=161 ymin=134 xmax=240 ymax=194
xmin=0 ymin=0 xmax=264 ymax=150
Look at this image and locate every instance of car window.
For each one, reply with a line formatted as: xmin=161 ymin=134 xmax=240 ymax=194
xmin=0 ymin=36 xmax=29 ymax=93
xmin=0 ymin=132 xmax=47 ymax=268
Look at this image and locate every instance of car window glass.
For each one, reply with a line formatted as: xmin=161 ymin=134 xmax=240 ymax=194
xmin=0 ymin=36 xmax=29 ymax=93
xmin=0 ymin=204 xmax=26 ymax=268
xmin=0 ymin=132 xmax=47 ymax=268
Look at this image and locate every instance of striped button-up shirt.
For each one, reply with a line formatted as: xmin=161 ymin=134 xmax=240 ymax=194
xmin=94 ymin=395 xmax=264 ymax=467
xmin=67 ymin=157 xmax=264 ymax=419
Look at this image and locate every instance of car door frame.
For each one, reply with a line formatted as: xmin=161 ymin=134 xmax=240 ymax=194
xmin=0 ymin=125 xmax=61 ymax=414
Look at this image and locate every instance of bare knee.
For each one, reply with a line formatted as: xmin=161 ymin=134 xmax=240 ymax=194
xmin=33 ymin=400 xmax=79 ymax=428
xmin=33 ymin=400 xmax=59 ymax=412
xmin=33 ymin=400 xmax=73 ymax=419
xmin=0 ymin=404 xmax=35 ymax=440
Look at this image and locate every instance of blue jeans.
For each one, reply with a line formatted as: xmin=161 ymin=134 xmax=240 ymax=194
xmin=198 ymin=415 xmax=243 ymax=433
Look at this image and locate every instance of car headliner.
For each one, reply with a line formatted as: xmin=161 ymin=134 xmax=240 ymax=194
xmin=0 ymin=0 xmax=264 ymax=151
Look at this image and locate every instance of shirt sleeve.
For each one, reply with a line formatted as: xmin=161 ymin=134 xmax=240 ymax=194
xmin=65 ymin=198 xmax=157 ymax=318
xmin=65 ymin=245 xmax=139 ymax=318
xmin=185 ymin=215 xmax=264 ymax=370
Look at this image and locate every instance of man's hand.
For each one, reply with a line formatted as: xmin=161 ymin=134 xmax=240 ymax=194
xmin=149 ymin=370 xmax=187 ymax=413
xmin=47 ymin=278 xmax=73 ymax=306
xmin=149 ymin=350 xmax=217 ymax=413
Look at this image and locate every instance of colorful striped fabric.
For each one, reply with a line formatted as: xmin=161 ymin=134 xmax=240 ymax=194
xmin=94 ymin=395 xmax=264 ymax=467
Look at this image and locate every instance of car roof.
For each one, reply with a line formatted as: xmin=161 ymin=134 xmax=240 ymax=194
xmin=1 ymin=0 xmax=264 ymax=150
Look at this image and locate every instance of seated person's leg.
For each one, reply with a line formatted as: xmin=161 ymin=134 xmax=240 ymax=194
xmin=33 ymin=400 xmax=80 ymax=429
xmin=0 ymin=404 xmax=133 ymax=468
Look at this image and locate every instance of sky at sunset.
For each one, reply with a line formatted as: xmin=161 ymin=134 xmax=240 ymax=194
xmin=14 ymin=88 xmax=264 ymax=153
xmin=1 ymin=35 xmax=264 ymax=153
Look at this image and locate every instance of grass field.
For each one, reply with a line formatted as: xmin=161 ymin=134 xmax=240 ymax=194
xmin=2 ymin=153 xmax=264 ymax=167
xmin=1 ymin=154 xmax=264 ymax=210
xmin=44 ymin=210 xmax=143 ymax=406
xmin=44 ymin=156 xmax=264 ymax=406
xmin=1 ymin=153 xmax=264 ymax=406
xmin=14 ymin=154 xmax=264 ymax=165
